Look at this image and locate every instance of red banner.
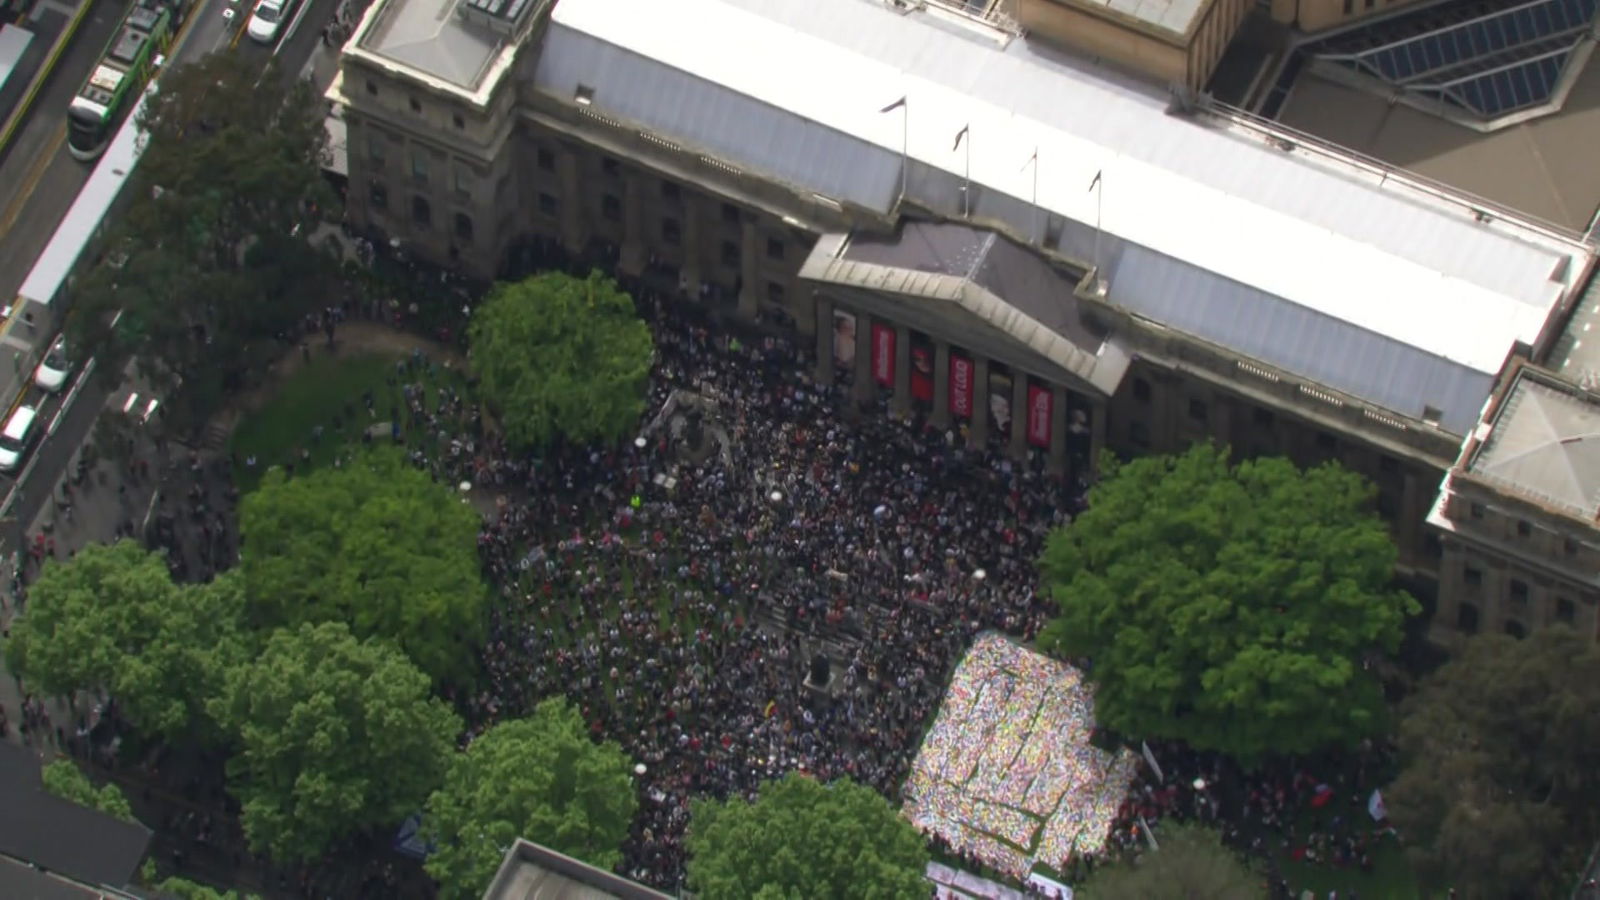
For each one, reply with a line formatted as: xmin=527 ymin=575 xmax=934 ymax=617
xmin=911 ymin=346 xmax=934 ymax=402
xmin=949 ymin=355 xmax=973 ymax=418
xmin=1027 ymin=384 xmax=1052 ymax=448
xmin=871 ymin=323 xmax=894 ymax=387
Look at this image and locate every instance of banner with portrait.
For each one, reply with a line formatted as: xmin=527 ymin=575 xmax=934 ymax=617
xmin=1026 ymin=383 xmax=1052 ymax=448
xmin=910 ymin=336 xmax=934 ymax=404
xmin=988 ymin=369 xmax=1013 ymax=437
xmin=832 ymin=310 xmax=857 ymax=370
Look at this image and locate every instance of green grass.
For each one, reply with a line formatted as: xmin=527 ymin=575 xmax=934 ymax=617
xmin=229 ymin=350 xmax=468 ymax=491
xmin=1272 ymin=792 xmax=1422 ymax=899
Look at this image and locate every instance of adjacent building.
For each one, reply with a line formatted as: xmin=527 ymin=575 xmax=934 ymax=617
xmin=326 ymin=0 xmax=1600 ymax=643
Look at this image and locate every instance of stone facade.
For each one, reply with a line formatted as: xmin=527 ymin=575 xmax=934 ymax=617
xmin=328 ymin=0 xmax=1600 ymax=645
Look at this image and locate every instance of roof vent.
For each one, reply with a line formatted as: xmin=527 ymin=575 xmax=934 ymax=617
xmin=459 ymin=0 xmax=539 ymax=39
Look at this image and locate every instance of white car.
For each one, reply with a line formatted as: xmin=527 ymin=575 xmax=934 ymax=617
xmin=0 ymin=405 xmax=38 ymax=473
xmin=33 ymin=336 xmax=72 ymax=392
xmin=247 ymin=0 xmax=292 ymax=44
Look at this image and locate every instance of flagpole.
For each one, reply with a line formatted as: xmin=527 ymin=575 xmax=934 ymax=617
xmin=1031 ymin=147 xmax=1039 ymax=241
xmin=901 ymin=102 xmax=909 ymax=206
xmin=1092 ymin=170 xmax=1104 ymax=283
xmin=963 ymin=132 xmax=972 ymax=218
xmin=880 ymin=96 xmax=910 ymax=209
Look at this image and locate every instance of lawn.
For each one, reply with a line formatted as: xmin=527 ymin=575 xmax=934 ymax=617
xmin=1273 ymin=791 xmax=1421 ymax=899
xmin=229 ymin=350 xmax=469 ymax=491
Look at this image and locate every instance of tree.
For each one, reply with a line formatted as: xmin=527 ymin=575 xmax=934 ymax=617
xmin=685 ymin=772 xmax=928 ymax=900
xmin=423 ymin=698 xmax=638 ymax=900
xmin=151 ymin=874 xmax=261 ymax=900
xmin=468 ymin=270 xmax=653 ymax=449
xmin=41 ymin=760 xmax=136 ymax=822
xmin=208 ymin=622 xmax=460 ymax=862
xmin=1077 ymin=824 xmax=1262 ymax=900
xmin=1038 ymin=444 xmax=1417 ymax=761
xmin=3 ymin=540 xmax=248 ymax=743
xmin=1385 ymin=626 xmax=1600 ymax=899
xmin=71 ymin=51 xmax=338 ymax=429
xmin=239 ymin=448 xmax=487 ymax=683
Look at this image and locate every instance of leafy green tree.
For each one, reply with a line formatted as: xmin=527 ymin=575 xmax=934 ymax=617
xmin=1385 ymin=626 xmax=1600 ymax=899
xmin=152 ymin=874 xmax=260 ymax=900
xmin=239 ymin=448 xmax=487 ymax=683
xmin=1078 ymin=824 xmax=1263 ymax=899
xmin=3 ymin=541 xmax=247 ymax=743
xmin=1038 ymin=444 xmax=1417 ymax=761
xmin=209 ymin=622 xmax=460 ymax=862
xmin=423 ymin=698 xmax=638 ymax=899
xmin=41 ymin=760 xmax=136 ymax=822
xmin=71 ymin=51 xmax=337 ymax=428
xmin=685 ymin=772 xmax=928 ymax=900
xmin=468 ymin=270 xmax=653 ymax=449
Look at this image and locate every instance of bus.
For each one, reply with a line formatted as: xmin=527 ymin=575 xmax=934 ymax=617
xmin=66 ymin=0 xmax=183 ymax=161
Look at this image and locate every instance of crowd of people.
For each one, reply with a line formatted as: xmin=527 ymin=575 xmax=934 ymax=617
xmin=0 ymin=218 xmax=1415 ymax=899
xmin=407 ymin=271 xmax=1088 ymax=891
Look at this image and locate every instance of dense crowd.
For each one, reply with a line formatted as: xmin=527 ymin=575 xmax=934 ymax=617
xmin=394 ymin=275 xmax=1089 ymax=891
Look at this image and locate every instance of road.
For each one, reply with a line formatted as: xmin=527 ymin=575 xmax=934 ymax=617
xmin=0 ymin=0 xmax=340 ymax=524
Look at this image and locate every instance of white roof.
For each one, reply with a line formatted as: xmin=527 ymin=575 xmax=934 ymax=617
xmin=20 ymin=87 xmax=153 ymax=306
xmin=549 ymin=0 xmax=1591 ymax=376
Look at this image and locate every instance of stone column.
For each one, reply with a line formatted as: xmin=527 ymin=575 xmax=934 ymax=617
xmin=931 ymin=340 xmax=951 ymax=430
xmin=1049 ymin=385 xmax=1069 ymax=476
xmin=1010 ymin=372 xmax=1029 ymax=458
xmin=892 ymin=325 xmax=912 ymax=417
xmin=738 ymin=220 xmax=760 ymax=320
xmin=681 ymin=194 xmax=704 ymax=298
xmin=854 ymin=314 xmax=876 ymax=407
xmin=969 ymin=356 xmax=989 ymax=449
xmin=814 ymin=295 xmax=834 ymax=386
xmin=618 ymin=171 xmax=646 ymax=277
xmin=557 ymin=148 xmax=586 ymax=258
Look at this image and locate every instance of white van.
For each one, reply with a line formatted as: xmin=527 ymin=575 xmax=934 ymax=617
xmin=0 ymin=404 xmax=38 ymax=473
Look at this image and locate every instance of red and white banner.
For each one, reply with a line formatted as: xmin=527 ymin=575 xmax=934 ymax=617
xmin=871 ymin=323 xmax=895 ymax=387
xmin=1026 ymin=383 xmax=1052 ymax=448
xmin=949 ymin=355 xmax=973 ymax=418
xmin=911 ymin=346 xmax=934 ymax=403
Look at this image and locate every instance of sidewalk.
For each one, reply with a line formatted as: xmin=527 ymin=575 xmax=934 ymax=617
xmin=0 ymin=411 xmax=158 ymax=753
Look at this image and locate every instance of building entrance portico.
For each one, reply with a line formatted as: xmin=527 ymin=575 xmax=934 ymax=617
xmin=803 ymin=222 xmax=1124 ymax=477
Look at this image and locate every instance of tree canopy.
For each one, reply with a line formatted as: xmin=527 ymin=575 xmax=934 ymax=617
xmin=1077 ymin=824 xmax=1263 ymax=900
xmin=208 ymin=622 xmax=461 ymax=862
xmin=423 ymin=699 xmax=638 ymax=900
xmin=1385 ymin=626 xmax=1600 ymax=899
xmin=239 ymin=448 xmax=487 ymax=683
xmin=41 ymin=760 xmax=136 ymax=822
xmin=72 ymin=51 xmax=338 ymax=428
xmin=685 ymin=772 xmax=929 ymax=900
xmin=1038 ymin=444 xmax=1417 ymax=761
xmin=3 ymin=540 xmax=247 ymax=743
xmin=468 ymin=270 xmax=653 ymax=449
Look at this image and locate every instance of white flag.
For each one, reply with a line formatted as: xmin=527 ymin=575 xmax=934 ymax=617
xmin=1367 ymin=788 xmax=1387 ymax=821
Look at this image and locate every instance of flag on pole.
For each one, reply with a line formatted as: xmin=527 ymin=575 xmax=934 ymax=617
xmin=953 ymin=124 xmax=969 ymax=151
xmin=1088 ymin=169 xmax=1102 ymax=192
xmin=1368 ymin=789 xmax=1388 ymax=822
xmin=880 ymin=96 xmax=907 ymax=113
